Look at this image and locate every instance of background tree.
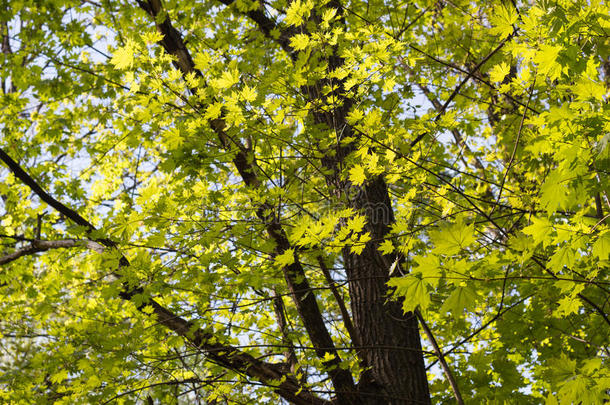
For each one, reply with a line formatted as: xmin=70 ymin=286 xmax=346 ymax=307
xmin=0 ymin=0 xmax=609 ymax=404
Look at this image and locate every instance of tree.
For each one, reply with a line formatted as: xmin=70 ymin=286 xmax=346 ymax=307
xmin=0 ymin=0 xmax=608 ymax=403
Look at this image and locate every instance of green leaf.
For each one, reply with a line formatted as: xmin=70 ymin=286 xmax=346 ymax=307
xmin=50 ymin=369 xmax=69 ymax=384
xmin=540 ymin=170 xmax=569 ymax=214
xmin=378 ymin=239 xmax=394 ymax=255
xmin=430 ymin=218 xmax=476 ymax=255
xmin=574 ymin=77 xmax=606 ymax=102
xmin=592 ymin=231 xmax=610 ymax=260
xmin=349 ymin=165 xmax=366 ymax=186
xmin=523 ymin=217 xmax=554 ymax=246
xmin=440 ymin=285 xmax=478 ymax=315
xmin=388 ymin=275 xmax=431 ymax=313
xmin=555 ymin=295 xmax=580 ymax=316
xmin=241 ymin=85 xmax=257 ymax=102
xmin=285 ymin=0 xmax=312 ymax=26
xmin=534 ymin=44 xmax=562 ymax=79
xmin=489 ymin=62 xmax=511 ymax=83
xmin=213 ymin=69 xmax=239 ymax=89
xmin=110 ymin=41 xmax=135 ymax=70
xmin=548 ymin=245 xmax=576 ymax=273
xmin=545 ymin=394 xmax=559 ymax=405
xmin=275 ymin=249 xmax=295 ymax=267
xmin=289 ymin=33 xmax=310 ymax=51
xmin=412 ymin=255 xmax=442 ymax=287
xmin=489 ymin=5 xmax=518 ymax=39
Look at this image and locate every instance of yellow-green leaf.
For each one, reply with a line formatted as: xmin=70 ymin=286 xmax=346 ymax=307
xmin=289 ymin=33 xmax=310 ymax=51
xmin=430 ymin=219 xmax=476 ymax=255
xmin=275 ymin=249 xmax=295 ymax=267
xmin=489 ymin=62 xmax=511 ymax=83
xmin=349 ymin=165 xmax=366 ymax=186
xmin=388 ymin=275 xmax=431 ymax=313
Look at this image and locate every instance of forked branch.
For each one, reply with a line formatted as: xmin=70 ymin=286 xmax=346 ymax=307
xmin=0 ymin=147 xmax=329 ymax=405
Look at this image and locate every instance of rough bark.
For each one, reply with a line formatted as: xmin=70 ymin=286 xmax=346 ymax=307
xmin=345 ymin=177 xmax=431 ymax=405
xmin=198 ymin=2 xmax=432 ymax=400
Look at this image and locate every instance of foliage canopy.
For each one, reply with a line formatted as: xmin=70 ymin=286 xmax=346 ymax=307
xmin=0 ymin=0 xmax=609 ymax=404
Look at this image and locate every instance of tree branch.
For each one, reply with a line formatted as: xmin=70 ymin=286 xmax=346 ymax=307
xmin=410 ymin=33 xmax=515 ymax=149
xmin=0 ymin=147 xmax=329 ymax=405
xmin=131 ymin=2 xmax=359 ymax=401
xmin=317 ymin=256 xmax=358 ymax=348
xmin=271 ymin=290 xmax=301 ymax=375
xmin=0 ymin=238 xmax=104 ymax=266
xmin=491 ymin=79 xmax=534 ymax=216
xmin=403 ymin=62 xmax=486 ymax=174
xmin=415 ymin=311 xmax=464 ymax=405
xmin=214 ymin=0 xmax=293 ymax=54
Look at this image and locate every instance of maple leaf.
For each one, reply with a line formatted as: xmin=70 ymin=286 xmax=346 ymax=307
xmin=430 ymin=218 xmax=476 ymax=255
xmin=523 ymin=217 xmax=554 ymax=246
xmin=388 ymin=275 xmax=431 ymax=313
xmin=289 ymin=33 xmax=310 ymax=51
xmin=440 ymin=285 xmax=478 ymax=315
xmin=489 ymin=62 xmax=511 ymax=83
xmin=592 ymin=231 xmax=610 ymax=260
xmin=111 ymin=42 xmax=135 ymax=70
xmin=349 ymin=165 xmax=366 ymax=186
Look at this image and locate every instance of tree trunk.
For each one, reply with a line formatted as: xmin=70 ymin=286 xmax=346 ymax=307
xmin=346 ymin=177 xmax=431 ymax=405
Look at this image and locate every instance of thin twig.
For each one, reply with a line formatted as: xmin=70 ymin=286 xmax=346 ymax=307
xmin=491 ymin=78 xmax=535 ymax=216
xmin=416 ymin=311 xmax=464 ymax=405
xmin=410 ymin=33 xmax=517 ymax=148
